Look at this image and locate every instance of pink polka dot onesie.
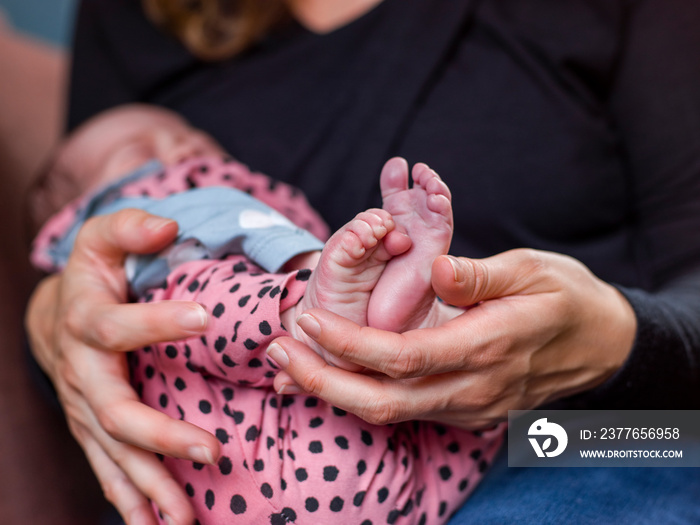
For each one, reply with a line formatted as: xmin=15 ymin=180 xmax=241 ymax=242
xmin=32 ymin=156 xmax=504 ymax=525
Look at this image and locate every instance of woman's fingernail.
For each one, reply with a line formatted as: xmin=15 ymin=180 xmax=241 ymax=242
xmin=266 ymin=343 xmax=289 ymax=368
xmin=178 ymin=305 xmax=208 ymax=331
xmin=163 ymin=515 xmax=176 ymax=525
xmin=188 ymin=445 xmax=215 ymax=464
xmin=297 ymin=314 xmax=321 ymax=339
xmin=144 ymin=216 xmax=176 ymax=232
xmin=446 ymin=255 xmax=465 ymax=283
xmin=277 ymin=383 xmax=304 ymax=395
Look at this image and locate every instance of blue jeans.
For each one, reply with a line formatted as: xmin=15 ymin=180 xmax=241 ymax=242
xmin=449 ymin=447 xmax=700 ymax=524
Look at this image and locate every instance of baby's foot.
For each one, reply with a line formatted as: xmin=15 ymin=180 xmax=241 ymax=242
xmin=287 ymin=209 xmax=411 ymax=369
xmin=368 ymin=158 xmax=453 ymax=332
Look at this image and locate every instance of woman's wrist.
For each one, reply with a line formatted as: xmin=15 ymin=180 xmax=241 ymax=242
xmin=585 ymin=281 xmax=637 ymax=388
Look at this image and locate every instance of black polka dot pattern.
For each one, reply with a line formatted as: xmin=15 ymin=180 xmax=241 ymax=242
xmin=306 ymin=497 xmax=319 ymax=512
xmin=230 ymin=494 xmax=246 ymax=515
xmin=68 ymin=157 xmax=507 ymax=525
xmin=218 ymin=457 xmax=232 ymax=476
xmin=323 ymin=466 xmax=339 ymax=481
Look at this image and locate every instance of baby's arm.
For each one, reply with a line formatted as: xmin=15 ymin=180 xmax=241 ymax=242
xmin=30 ymin=154 xmax=325 ymax=386
xmin=120 ymin=156 xmax=331 ymax=242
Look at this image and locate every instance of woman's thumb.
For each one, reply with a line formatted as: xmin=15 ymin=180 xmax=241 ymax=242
xmin=73 ymin=209 xmax=178 ymax=267
xmin=431 ymin=253 xmax=524 ymax=307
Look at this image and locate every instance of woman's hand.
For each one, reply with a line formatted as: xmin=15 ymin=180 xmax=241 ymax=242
xmin=269 ymin=249 xmax=637 ymax=429
xmin=25 ymin=209 xmax=220 ymax=525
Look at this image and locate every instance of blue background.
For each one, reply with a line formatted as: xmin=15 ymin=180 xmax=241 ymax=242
xmin=0 ymin=0 xmax=76 ymax=46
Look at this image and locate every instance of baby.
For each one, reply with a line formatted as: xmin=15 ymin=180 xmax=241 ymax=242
xmin=32 ymin=105 xmax=503 ymax=525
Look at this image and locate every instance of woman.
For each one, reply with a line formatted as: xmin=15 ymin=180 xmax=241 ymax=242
xmin=26 ymin=0 xmax=700 ymax=523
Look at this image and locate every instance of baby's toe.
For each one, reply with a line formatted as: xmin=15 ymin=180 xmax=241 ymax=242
xmin=380 ymin=157 xmax=410 ymax=198
xmin=425 ymin=175 xmax=452 ymax=202
xmin=351 ymin=210 xmax=394 ymax=248
xmin=427 ymin=193 xmax=453 ymax=219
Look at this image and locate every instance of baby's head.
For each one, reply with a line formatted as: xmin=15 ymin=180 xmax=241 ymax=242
xmin=29 ymin=104 xmax=225 ymax=233
xmin=55 ymin=104 xmax=225 ymax=190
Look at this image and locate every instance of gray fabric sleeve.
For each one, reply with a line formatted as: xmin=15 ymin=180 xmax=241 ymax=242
xmin=48 ymin=184 xmax=324 ymax=296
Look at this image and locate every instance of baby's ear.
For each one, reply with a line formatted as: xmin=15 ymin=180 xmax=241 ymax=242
xmin=24 ymin=155 xmax=72 ymax=241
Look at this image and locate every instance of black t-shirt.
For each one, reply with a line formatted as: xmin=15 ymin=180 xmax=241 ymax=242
xmin=67 ymin=0 xmax=700 ymax=408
